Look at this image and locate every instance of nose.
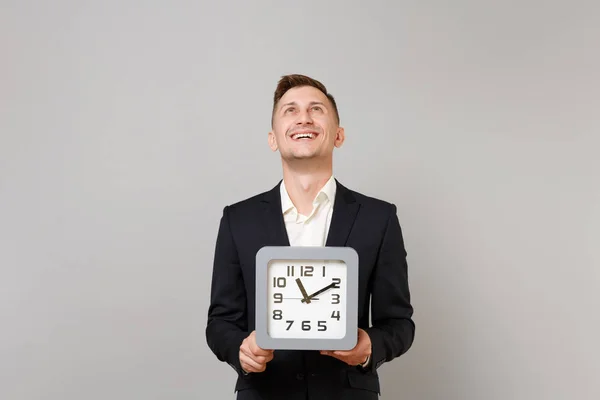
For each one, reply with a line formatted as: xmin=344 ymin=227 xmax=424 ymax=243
xmin=295 ymin=109 xmax=313 ymax=125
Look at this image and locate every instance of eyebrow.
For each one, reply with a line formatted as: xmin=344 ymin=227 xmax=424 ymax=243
xmin=279 ymin=101 xmax=327 ymax=111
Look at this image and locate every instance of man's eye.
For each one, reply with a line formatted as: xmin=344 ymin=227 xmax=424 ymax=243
xmin=312 ymin=106 xmax=322 ymax=111
xmin=285 ymin=108 xmax=295 ymax=113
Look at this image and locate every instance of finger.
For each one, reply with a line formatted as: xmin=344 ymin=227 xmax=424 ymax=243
xmin=321 ymin=350 xmax=364 ymax=366
xmin=242 ymin=340 xmax=268 ymax=356
xmin=240 ymin=359 xmax=258 ymax=373
xmin=243 ymin=363 xmax=265 ymax=373
xmin=250 ymin=345 xmax=274 ymax=357
xmin=247 ymin=333 xmax=272 ymax=355
xmin=332 ymin=350 xmax=353 ymax=356
xmin=241 ymin=349 xmax=266 ymax=365
xmin=242 ymin=346 xmax=274 ymax=364
xmin=240 ymin=353 xmax=265 ymax=373
xmin=253 ymin=354 xmax=273 ymax=364
xmin=241 ymin=362 xmax=262 ymax=373
xmin=320 ymin=350 xmax=341 ymax=357
xmin=321 ymin=351 xmax=346 ymax=362
xmin=333 ymin=350 xmax=370 ymax=364
xmin=240 ymin=345 xmax=254 ymax=359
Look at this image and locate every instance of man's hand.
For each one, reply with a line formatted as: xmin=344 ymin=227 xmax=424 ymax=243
xmin=320 ymin=328 xmax=372 ymax=366
xmin=239 ymin=331 xmax=274 ymax=373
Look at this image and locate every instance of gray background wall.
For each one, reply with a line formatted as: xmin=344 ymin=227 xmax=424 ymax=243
xmin=1 ymin=1 xmax=598 ymax=399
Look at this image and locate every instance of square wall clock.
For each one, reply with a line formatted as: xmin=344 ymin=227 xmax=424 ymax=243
xmin=255 ymin=246 xmax=358 ymax=351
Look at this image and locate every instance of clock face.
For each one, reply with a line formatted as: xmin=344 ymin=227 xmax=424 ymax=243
xmin=266 ymin=259 xmax=347 ymax=339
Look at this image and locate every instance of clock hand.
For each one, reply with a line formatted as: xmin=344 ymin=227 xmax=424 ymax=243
xmin=301 ymin=281 xmax=339 ymax=303
xmin=295 ymin=278 xmax=311 ymax=304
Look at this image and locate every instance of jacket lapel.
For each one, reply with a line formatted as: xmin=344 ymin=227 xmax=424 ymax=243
xmin=261 ymin=181 xmax=290 ymax=246
xmin=260 ymin=179 xmax=360 ymax=248
xmin=325 ymin=180 xmax=360 ymax=247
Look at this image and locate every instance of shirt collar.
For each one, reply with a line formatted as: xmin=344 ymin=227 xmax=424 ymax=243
xmin=280 ymin=175 xmax=337 ymax=214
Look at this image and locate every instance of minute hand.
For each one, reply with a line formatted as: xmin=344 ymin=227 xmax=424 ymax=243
xmin=301 ymin=282 xmax=339 ymax=303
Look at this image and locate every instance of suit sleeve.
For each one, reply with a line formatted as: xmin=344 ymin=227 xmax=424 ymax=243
xmin=205 ymin=206 xmax=249 ymax=377
xmin=363 ymin=203 xmax=415 ymax=372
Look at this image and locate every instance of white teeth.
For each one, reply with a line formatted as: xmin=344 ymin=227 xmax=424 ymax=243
xmin=293 ymin=133 xmax=315 ymax=139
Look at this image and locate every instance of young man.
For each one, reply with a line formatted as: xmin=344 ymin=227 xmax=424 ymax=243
xmin=206 ymin=74 xmax=415 ymax=400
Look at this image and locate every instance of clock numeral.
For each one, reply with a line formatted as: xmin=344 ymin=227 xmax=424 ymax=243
xmin=286 ymin=320 xmax=294 ymax=330
xmin=273 ymin=310 xmax=283 ymax=320
xmin=331 ymin=294 xmax=340 ymax=304
xmin=273 ymin=277 xmax=286 ymax=287
xmin=332 ymin=278 xmax=341 ymax=288
xmin=273 ymin=293 xmax=283 ymax=303
xmin=302 ymin=321 xmax=311 ymax=331
xmin=288 ymin=265 xmax=313 ymax=277
xmin=322 ymin=265 xmax=326 ymax=277
xmin=318 ymin=321 xmax=327 ymax=331
xmin=331 ymin=310 xmax=340 ymax=321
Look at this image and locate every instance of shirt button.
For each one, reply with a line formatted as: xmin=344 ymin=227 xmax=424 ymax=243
xmin=296 ymin=373 xmax=305 ymax=380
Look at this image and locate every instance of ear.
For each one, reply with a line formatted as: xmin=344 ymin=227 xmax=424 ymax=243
xmin=268 ymin=130 xmax=278 ymax=151
xmin=334 ymin=126 xmax=345 ymax=148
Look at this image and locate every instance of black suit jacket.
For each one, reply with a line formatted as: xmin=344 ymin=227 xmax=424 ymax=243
xmin=206 ymin=180 xmax=415 ymax=400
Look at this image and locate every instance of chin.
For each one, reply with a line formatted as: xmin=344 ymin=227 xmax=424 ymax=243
xmin=290 ymin=152 xmax=318 ymax=159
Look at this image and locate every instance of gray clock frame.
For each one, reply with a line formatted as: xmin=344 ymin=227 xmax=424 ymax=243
xmin=255 ymin=245 xmax=359 ymax=351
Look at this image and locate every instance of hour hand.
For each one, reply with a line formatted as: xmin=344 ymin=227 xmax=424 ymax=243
xmin=302 ymin=281 xmax=338 ymax=303
xmin=295 ymin=278 xmax=311 ymax=304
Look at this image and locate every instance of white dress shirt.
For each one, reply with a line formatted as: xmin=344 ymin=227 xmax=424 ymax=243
xmin=280 ymin=175 xmax=336 ymax=247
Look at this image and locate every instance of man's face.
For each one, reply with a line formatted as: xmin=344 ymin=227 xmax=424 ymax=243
xmin=269 ymin=86 xmax=344 ymax=161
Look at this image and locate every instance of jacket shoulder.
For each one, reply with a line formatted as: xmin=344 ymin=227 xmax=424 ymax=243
xmin=221 ymin=184 xmax=278 ymax=216
xmin=343 ymin=185 xmax=397 ymax=215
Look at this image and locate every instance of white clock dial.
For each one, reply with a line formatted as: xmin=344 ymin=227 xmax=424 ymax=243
xmin=266 ymin=259 xmax=347 ymax=339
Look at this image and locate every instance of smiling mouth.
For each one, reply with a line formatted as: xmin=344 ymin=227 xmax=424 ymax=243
xmin=290 ymin=132 xmax=318 ymax=141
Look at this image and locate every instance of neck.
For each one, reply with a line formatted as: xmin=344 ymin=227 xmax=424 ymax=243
xmin=281 ymin=158 xmax=333 ymax=216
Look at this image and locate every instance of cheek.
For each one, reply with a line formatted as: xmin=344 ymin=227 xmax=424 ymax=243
xmin=326 ymin=128 xmax=339 ymax=142
xmin=272 ymin=129 xmax=286 ymax=142
xmin=276 ymin=123 xmax=291 ymax=137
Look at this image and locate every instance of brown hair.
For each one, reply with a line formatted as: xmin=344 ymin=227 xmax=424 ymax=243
xmin=271 ymin=74 xmax=340 ymax=126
